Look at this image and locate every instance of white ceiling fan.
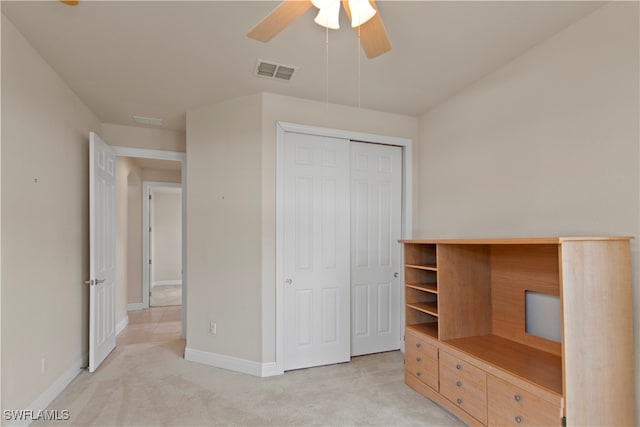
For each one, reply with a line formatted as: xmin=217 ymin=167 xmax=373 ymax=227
xmin=247 ymin=0 xmax=392 ymax=59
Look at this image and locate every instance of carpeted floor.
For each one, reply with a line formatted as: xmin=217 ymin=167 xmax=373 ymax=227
xmin=150 ymin=284 xmax=182 ymax=307
xmin=36 ymin=306 xmax=463 ymax=426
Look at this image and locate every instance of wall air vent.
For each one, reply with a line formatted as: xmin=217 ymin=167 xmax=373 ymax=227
xmin=255 ymin=59 xmax=298 ymax=82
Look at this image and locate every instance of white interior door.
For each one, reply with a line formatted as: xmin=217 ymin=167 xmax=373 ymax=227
xmin=89 ymin=132 xmax=116 ymax=372
xmin=283 ymin=132 xmax=351 ymax=371
xmin=350 ymin=142 xmax=402 ymax=356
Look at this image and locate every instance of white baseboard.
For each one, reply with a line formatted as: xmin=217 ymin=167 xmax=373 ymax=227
xmin=116 ymin=316 xmax=129 ymax=336
xmin=6 ymin=355 xmax=85 ymax=426
xmin=184 ymin=348 xmax=282 ymax=378
xmin=152 ymin=280 xmax=182 ymax=287
xmin=260 ymin=362 xmax=282 ymax=377
xmin=127 ymin=303 xmax=145 ymax=311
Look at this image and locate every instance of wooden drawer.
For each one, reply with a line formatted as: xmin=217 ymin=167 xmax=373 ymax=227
xmin=439 ymin=350 xmax=487 ymax=424
xmin=405 ymin=331 xmax=438 ymax=360
xmin=405 ymin=332 xmax=439 ymax=390
xmin=488 ymin=375 xmax=562 ymax=426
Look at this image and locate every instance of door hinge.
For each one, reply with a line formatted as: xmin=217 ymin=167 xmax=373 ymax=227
xmin=149 ymin=194 xmax=152 ymax=200
xmin=149 ymin=227 xmax=152 ymax=233
xmin=149 ymin=259 xmax=152 ymax=265
xmin=561 ymin=416 xmax=566 ymax=427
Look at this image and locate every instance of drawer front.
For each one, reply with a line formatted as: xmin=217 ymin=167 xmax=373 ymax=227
xmin=405 ymin=332 xmax=438 ymax=360
xmin=439 ymin=351 xmax=487 ymax=424
xmin=405 ymin=333 xmax=439 ymax=390
xmin=405 ymin=356 xmax=438 ymax=390
xmin=488 ymin=375 xmax=562 ymax=426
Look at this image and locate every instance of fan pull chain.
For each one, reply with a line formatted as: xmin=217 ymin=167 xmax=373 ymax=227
xmin=358 ymin=24 xmax=361 ymax=109
xmin=325 ymin=25 xmax=329 ymax=112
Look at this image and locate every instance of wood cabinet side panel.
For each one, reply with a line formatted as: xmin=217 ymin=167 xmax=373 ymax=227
xmin=560 ymin=240 xmax=635 ymax=426
xmin=438 ymin=244 xmax=492 ymax=340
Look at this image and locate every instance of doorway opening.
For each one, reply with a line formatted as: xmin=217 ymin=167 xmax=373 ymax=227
xmin=113 ymin=147 xmax=187 ymax=338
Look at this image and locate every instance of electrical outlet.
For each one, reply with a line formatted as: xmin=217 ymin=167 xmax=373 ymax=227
xmin=209 ymin=321 xmax=217 ymax=335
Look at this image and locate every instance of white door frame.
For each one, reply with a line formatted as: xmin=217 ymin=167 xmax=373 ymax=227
xmin=112 ymin=146 xmax=187 ymax=339
xmin=275 ymin=121 xmax=412 ymax=375
xmin=143 ymin=181 xmax=182 ymax=308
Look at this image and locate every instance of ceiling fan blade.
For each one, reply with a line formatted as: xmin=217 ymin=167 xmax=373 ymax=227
xmin=342 ymin=0 xmax=391 ymax=59
xmin=59 ymin=0 xmax=79 ymax=5
xmin=247 ymin=0 xmax=313 ymax=42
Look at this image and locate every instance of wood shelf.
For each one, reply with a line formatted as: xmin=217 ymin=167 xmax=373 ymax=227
xmin=407 ymin=302 xmax=438 ymax=317
xmin=406 ymin=322 xmax=439 ymax=339
xmin=406 ymin=264 xmax=437 ymax=272
xmin=406 ymin=283 xmax=437 ymax=294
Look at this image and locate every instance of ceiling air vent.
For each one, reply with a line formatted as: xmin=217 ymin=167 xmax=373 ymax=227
xmin=255 ymin=60 xmax=298 ymax=82
xmin=133 ymin=115 xmax=163 ymax=126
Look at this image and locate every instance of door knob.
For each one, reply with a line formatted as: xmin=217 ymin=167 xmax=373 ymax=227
xmin=394 ymin=272 xmax=399 ymax=278
xmin=285 ymin=278 xmax=293 ymax=285
xmin=96 ymin=279 xmax=106 ymax=285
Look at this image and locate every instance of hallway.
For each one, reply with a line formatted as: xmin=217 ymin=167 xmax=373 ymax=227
xmin=117 ymin=306 xmax=183 ymax=346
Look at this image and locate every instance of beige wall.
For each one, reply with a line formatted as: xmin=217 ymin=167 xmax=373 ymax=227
xmin=142 ymin=168 xmax=181 ymax=184
xmin=1 ymin=14 xmax=101 ymax=412
xmin=127 ymin=169 xmax=143 ymax=304
xmin=152 ymin=189 xmax=182 ymax=283
xmin=101 ymin=123 xmax=186 ymax=152
xmin=417 ymin=1 xmax=639 ymax=414
xmin=186 ymin=94 xmax=263 ymax=361
xmin=1 ymin=12 xmax=4 ymax=412
xmin=115 ymin=157 xmax=144 ymax=309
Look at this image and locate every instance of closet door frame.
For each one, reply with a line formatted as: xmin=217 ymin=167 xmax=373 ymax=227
xmin=274 ymin=121 xmax=413 ymax=375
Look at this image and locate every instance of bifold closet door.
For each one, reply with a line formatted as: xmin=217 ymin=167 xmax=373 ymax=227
xmin=283 ymin=132 xmax=351 ymax=371
xmin=350 ymin=142 xmax=402 ymax=356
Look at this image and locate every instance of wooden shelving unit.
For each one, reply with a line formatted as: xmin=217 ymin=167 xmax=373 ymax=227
xmin=404 ymin=243 xmax=439 ymax=339
xmin=400 ymin=237 xmax=635 ymax=427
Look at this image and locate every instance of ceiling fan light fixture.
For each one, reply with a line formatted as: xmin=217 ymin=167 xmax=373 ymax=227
xmin=314 ymin=0 xmax=340 ymax=29
xmin=349 ymin=0 xmax=376 ymax=27
xmin=310 ymin=0 xmax=329 ymax=9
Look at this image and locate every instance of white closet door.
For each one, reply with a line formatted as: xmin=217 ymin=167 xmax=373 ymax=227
xmin=283 ymin=132 xmax=351 ymax=370
xmin=350 ymin=142 xmax=402 ymax=356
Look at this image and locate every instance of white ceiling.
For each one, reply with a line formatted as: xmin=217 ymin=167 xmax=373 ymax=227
xmin=2 ymin=1 xmax=604 ymax=131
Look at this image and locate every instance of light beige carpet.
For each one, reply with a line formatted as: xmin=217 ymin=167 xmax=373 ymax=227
xmin=36 ymin=341 xmax=463 ymax=426
xmin=150 ymin=284 xmax=182 ymax=307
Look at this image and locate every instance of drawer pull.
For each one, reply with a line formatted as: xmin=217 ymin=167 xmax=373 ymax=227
xmin=416 ymin=343 xmax=421 ymax=348
xmin=416 ymin=371 xmax=421 ymax=377
xmin=456 ymin=364 xmax=462 ymax=370
xmin=514 ymin=394 xmax=521 ymax=402
xmin=456 ymin=380 xmax=462 ymax=387
xmin=515 ymin=416 xmax=522 ymax=424
xmin=416 ymin=356 xmax=421 ymax=362
xmin=456 ymin=398 xmax=462 ymax=405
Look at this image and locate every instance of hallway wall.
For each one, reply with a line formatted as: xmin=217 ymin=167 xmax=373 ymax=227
xmin=115 ymin=157 xmax=143 ymax=318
